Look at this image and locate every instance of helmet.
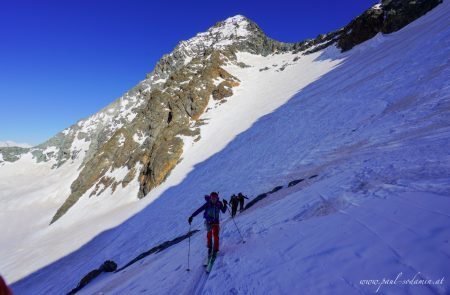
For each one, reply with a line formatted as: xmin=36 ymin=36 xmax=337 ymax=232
xmin=210 ymin=192 xmax=219 ymax=200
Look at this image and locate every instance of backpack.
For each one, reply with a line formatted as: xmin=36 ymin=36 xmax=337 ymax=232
xmin=203 ymin=200 xmax=222 ymax=222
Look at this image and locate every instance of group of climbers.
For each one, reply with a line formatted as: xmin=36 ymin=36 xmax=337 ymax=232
xmin=188 ymin=192 xmax=248 ymax=260
xmin=228 ymin=193 xmax=248 ymax=217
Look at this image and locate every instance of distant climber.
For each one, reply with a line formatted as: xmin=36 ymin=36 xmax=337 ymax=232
xmin=237 ymin=192 xmax=248 ymax=212
xmin=188 ymin=192 xmax=228 ymax=260
xmin=229 ymin=194 xmax=239 ymax=217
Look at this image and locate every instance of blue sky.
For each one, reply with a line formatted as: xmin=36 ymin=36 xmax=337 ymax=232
xmin=0 ymin=0 xmax=377 ymax=145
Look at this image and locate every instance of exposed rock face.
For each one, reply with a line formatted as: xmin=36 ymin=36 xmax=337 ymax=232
xmin=0 ymin=146 xmax=30 ymax=163
xmin=337 ymin=6 xmax=385 ymax=52
xmin=338 ymin=0 xmax=442 ymax=51
xmin=382 ymin=0 xmax=443 ymax=33
xmin=51 ymin=19 xmax=253 ymax=223
xmin=100 ymin=260 xmax=117 ymax=272
xmin=53 ymin=15 xmax=356 ymax=223
xmin=2 ymin=4 xmax=442 ymax=223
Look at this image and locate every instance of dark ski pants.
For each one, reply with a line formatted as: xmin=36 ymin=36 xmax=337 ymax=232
xmin=206 ymin=223 xmax=220 ymax=252
xmin=231 ymin=204 xmax=238 ymax=217
xmin=239 ymin=199 xmax=245 ymax=211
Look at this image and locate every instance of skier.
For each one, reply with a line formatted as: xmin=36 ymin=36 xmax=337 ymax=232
xmin=229 ymin=194 xmax=239 ymax=217
xmin=188 ymin=192 xmax=228 ymax=261
xmin=237 ymin=192 xmax=248 ymax=212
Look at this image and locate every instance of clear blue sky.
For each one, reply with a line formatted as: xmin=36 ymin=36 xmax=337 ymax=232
xmin=0 ymin=0 xmax=377 ymax=145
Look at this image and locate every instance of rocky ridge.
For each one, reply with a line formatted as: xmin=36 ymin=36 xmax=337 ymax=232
xmin=0 ymin=1 xmax=441 ymax=223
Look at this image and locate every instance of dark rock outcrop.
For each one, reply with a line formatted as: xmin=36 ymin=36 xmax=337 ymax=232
xmin=288 ymin=179 xmax=304 ymax=187
xmin=269 ymin=186 xmax=284 ymax=194
xmin=337 ymin=6 xmax=385 ymax=52
xmin=245 ymin=175 xmax=320 ymax=210
xmin=338 ymin=0 xmax=442 ymax=51
xmin=0 ymin=146 xmax=30 ymax=162
xmin=382 ymin=0 xmax=443 ymax=33
xmin=67 ymin=260 xmax=117 ymax=295
xmin=99 ymin=260 xmax=117 ymax=272
xmin=116 ymin=229 xmax=199 ymax=272
xmin=244 ymin=193 xmax=269 ymax=210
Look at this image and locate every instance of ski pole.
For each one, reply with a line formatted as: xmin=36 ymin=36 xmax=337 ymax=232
xmin=186 ymin=224 xmax=191 ymax=272
xmin=227 ymin=207 xmax=246 ymax=244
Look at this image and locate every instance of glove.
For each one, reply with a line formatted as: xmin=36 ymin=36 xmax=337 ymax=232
xmin=223 ymin=199 xmax=228 ymax=207
xmin=188 ymin=216 xmax=193 ymax=224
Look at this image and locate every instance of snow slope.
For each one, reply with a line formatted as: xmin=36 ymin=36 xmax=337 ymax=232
xmin=7 ymin=1 xmax=450 ymax=294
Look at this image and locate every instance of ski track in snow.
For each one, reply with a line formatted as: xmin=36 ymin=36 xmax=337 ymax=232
xmin=192 ymin=269 xmax=208 ymax=295
xmin=2 ymin=2 xmax=450 ymax=294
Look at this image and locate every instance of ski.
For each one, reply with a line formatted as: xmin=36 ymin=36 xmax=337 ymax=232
xmin=205 ymin=254 xmax=217 ymax=273
xmin=203 ymin=256 xmax=209 ymax=267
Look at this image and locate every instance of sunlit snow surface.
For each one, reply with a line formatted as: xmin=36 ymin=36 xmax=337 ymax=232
xmin=2 ymin=2 xmax=450 ymax=294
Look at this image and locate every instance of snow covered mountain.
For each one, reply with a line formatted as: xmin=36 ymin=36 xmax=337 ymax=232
xmin=0 ymin=141 xmax=32 ymax=148
xmin=1 ymin=0 xmax=449 ymax=294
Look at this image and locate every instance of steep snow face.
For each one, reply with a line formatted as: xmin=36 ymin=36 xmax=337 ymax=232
xmin=8 ymin=2 xmax=450 ymax=295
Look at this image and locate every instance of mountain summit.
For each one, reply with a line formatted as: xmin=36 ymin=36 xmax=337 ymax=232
xmin=0 ymin=1 xmax=442 ymax=225
xmin=182 ymin=15 xmax=255 ymax=50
